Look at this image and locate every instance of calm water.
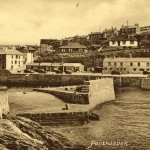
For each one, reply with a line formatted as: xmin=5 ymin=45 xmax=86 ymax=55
xmin=2 ymin=87 xmax=150 ymax=150
xmin=49 ymin=88 xmax=150 ymax=150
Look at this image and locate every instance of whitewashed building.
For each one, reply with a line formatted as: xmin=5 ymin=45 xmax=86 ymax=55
xmin=0 ymin=47 xmax=24 ymax=70
xmin=109 ymin=35 xmax=138 ymax=47
xmin=103 ymin=57 xmax=150 ymax=74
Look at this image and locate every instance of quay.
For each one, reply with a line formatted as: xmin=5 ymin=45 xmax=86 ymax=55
xmin=17 ymin=78 xmax=115 ymax=125
xmin=0 ymin=71 xmax=148 ymax=88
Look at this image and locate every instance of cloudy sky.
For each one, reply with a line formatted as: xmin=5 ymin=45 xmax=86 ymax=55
xmin=0 ymin=0 xmax=149 ymax=45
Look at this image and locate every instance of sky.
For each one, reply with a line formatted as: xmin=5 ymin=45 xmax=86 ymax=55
xmin=0 ymin=0 xmax=149 ymax=45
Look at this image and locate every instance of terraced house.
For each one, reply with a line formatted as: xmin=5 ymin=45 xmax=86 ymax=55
xmin=103 ymin=57 xmax=150 ymax=74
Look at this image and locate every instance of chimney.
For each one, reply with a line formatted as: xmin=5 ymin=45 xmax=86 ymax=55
xmin=128 ymin=34 xmax=131 ymax=38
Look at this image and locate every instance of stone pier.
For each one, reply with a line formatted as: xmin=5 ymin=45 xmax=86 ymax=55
xmin=19 ymin=78 xmax=115 ymax=125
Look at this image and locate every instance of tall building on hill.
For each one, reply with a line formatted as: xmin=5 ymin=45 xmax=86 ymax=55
xmin=119 ymin=24 xmax=140 ymax=35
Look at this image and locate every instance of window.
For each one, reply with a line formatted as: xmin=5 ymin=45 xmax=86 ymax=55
xmin=108 ymin=62 xmax=111 ymax=66
xmin=15 ymin=60 xmax=17 ymax=64
xmin=120 ymin=62 xmax=123 ymax=66
xmin=11 ymin=61 xmax=13 ymax=64
xmin=122 ymin=41 xmax=126 ymax=45
xmin=112 ymin=41 xmax=116 ymax=45
xmin=130 ymin=62 xmax=133 ymax=66
xmin=16 ymin=55 xmax=18 ymax=59
xmin=140 ymin=69 xmax=144 ymax=71
xmin=147 ymin=69 xmax=149 ymax=71
xmin=130 ymin=41 xmax=134 ymax=44
xmin=138 ymin=62 xmax=140 ymax=66
xmin=11 ymin=65 xmax=13 ymax=69
xmin=114 ymin=62 xmax=117 ymax=67
xmin=12 ymin=55 xmax=13 ymax=59
xmin=146 ymin=63 xmax=150 ymax=67
xmin=133 ymin=68 xmax=137 ymax=71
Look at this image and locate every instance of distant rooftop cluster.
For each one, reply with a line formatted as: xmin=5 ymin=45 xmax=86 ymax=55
xmin=40 ymin=23 xmax=150 ymax=51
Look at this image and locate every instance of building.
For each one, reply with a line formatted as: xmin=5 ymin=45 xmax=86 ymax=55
xmin=119 ymin=24 xmax=140 ymax=35
xmin=0 ymin=47 xmax=24 ymax=70
xmin=140 ymin=26 xmax=150 ymax=34
xmin=88 ymin=32 xmax=104 ymax=44
xmin=103 ymin=57 xmax=150 ymax=74
xmin=26 ymin=63 xmax=84 ymax=73
xmin=61 ymin=37 xmax=75 ymax=46
xmin=103 ymin=28 xmax=118 ymax=38
xmin=74 ymin=35 xmax=88 ymax=45
xmin=59 ymin=42 xmax=87 ymax=53
xmin=26 ymin=47 xmax=36 ymax=64
xmin=17 ymin=46 xmax=36 ymax=64
xmin=40 ymin=39 xmax=61 ymax=49
xmin=109 ymin=35 xmax=138 ymax=47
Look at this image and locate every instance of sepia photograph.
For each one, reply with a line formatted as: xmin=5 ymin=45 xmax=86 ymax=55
xmin=0 ymin=0 xmax=150 ymax=149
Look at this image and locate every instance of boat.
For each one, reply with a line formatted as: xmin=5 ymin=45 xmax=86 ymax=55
xmin=0 ymin=85 xmax=8 ymax=91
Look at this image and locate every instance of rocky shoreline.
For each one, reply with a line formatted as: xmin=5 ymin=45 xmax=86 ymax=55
xmin=0 ymin=115 xmax=85 ymax=150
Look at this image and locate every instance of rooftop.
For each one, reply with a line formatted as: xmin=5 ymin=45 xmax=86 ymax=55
xmin=59 ymin=42 xmax=86 ymax=49
xmin=121 ymin=24 xmax=139 ymax=29
xmin=104 ymin=57 xmax=150 ymax=62
xmin=90 ymin=32 xmax=102 ymax=35
xmin=27 ymin=62 xmax=83 ymax=67
xmin=75 ymin=35 xmax=88 ymax=38
xmin=0 ymin=49 xmax=24 ymax=55
xmin=110 ymin=35 xmax=137 ymax=41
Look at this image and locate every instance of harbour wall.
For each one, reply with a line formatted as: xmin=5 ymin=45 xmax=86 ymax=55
xmin=18 ymin=111 xmax=89 ymax=125
xmin=33 ymin=78 xmax=115 ymax=106
xmin=141 ymin=78 xmax=150 ymax=90
xmin=29 ymin=78 xmax=115 ymax=125
xmin=0 ymin=73 xmax=145 ymax=88
xmin=0 ymin=92 xmax=10 ymax=119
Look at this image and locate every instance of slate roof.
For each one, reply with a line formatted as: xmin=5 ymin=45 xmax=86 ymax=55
xmin=27 ymin=63 xmax=83 ymax=67
xmin=90 ymin=32 xmax=102 ymax=35
xmin=28 ymin=47 xmax=36 ymax=51
xmin=110 ymin=35 xmax=137 ymax=41
xmin=104 ymin=57 xmax=150 ymax=62
xmin=121 ymin=25 xmax=138 ymax=29
xmin=59 ymin=42 xmax=86 ymax=49
xmin=0 ymin=49 xmax=24 ymax=55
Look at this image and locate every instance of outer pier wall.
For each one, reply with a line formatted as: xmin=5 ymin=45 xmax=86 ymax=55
xmin=141 ymin=78 xmax=150 ymax=90
xmin=0 ymin=92 xmax=9 ymax=119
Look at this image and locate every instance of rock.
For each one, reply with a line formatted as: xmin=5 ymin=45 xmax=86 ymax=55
xmin=0 ymin=115 xmax=85 ymax=150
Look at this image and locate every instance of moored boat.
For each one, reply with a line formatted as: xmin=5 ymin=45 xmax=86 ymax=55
xmin=0 ymin=85 xmax=8 ymax=91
